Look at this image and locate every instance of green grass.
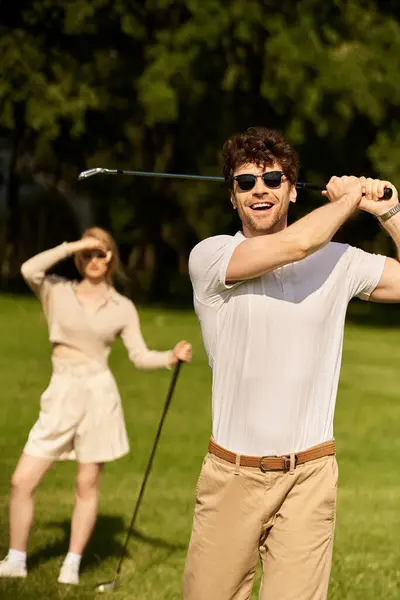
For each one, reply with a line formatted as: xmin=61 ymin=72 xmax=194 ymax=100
xmin=0 ymin=295 xmax=400 ymax=599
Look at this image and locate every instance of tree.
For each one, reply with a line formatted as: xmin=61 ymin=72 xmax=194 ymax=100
xmin=2 ymin=0 xmax=400 ymax=299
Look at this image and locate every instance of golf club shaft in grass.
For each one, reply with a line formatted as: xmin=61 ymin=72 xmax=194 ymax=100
xmin=96 ymin=360 xmax=183 ymax=592
xmin=77 ymin=168 xmax=393 ymax=199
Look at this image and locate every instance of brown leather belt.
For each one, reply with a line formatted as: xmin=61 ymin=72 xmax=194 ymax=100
xmin=208 ymin=438 xmax=336 ymax=472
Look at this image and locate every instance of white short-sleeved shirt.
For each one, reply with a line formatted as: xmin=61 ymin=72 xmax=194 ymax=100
xmin=189 ymin=231 xmax=386 ymax=456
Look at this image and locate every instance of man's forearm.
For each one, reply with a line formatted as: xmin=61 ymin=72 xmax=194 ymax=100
xmin=288 ymin=193 xmax=361 ymax=256
xmin=380 ymin=212 xmax=400 ymax=260
xmin=227 ymin=193 xmax=360 ymax=282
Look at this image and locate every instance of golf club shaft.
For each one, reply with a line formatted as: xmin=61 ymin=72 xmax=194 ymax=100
xmin=77 ymin=168 xmax=393 ymax=199
xmin=78 ymin=168 xmax=223 ymax=183
xmin=115 ymin=360 xmax=183 ymax=576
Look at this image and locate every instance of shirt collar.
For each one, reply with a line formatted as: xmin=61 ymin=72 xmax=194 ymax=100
xmin=71 ymin=281 xmax=121 ymax=307
xmin=107 ymin=288 xmax=121 ymax=304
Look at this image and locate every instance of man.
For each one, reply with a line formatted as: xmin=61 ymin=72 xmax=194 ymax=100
xmin=183 ymin=126 xmax=400 ymax=600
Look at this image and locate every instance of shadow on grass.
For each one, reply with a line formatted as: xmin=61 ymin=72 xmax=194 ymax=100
xmin=28 ymin=514 xmax=186 ymax=572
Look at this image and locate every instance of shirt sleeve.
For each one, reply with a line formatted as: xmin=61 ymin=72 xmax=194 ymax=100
xmin=346 ymin=245 xmax=386 ymax=301
xmin=188 ymin=235 xmax=245 ymax=305
xmin=120 ymin=301 xmax=173 ymax=370
xmin=20 ymin=243 xmax=70 ymax=308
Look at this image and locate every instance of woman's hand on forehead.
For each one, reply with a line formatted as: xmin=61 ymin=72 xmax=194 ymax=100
xmin=82 ymin=236 xmax=108 ymax=252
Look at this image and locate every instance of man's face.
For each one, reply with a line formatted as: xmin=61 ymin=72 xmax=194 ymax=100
xmin=231 ymin=162 xmax=297 ymax=237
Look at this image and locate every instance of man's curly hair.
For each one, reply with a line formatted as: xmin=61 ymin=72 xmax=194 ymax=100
xmin=222 ymin=126 xmax=299 ymax=187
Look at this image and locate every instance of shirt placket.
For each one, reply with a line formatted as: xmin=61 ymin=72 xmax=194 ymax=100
xmin=280 ymin=265 xmax=295 ymax=302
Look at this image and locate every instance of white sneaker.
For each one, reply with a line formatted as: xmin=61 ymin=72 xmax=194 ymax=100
xmin=58 ymin=563 xmax=79 ymax=585
xmin=0 ymin=557 xmax=27 ymax=578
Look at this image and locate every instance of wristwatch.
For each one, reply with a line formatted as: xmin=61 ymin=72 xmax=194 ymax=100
xmin=378 ymin=204 xmax=400 ymax=223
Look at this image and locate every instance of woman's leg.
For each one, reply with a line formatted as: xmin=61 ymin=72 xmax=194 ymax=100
xmin=0 ymin=452 xmax=54 ymax=578
xmin=70 ymin=462 xmax=104 ymax=554
xmin=10 ymin=453 xmax=54 ymax=552
xmin=58 ymin=462 xmax=103 ymax=585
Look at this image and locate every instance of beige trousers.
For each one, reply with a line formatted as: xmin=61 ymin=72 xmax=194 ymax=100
xmin=183 ymin=451 xmax=338 ymax=600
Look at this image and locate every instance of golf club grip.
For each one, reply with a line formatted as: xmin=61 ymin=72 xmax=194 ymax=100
xmin=381 ymin=187 xmax=393 ymax=200
xmin=298 ymin=182 xmax=392 ymax=200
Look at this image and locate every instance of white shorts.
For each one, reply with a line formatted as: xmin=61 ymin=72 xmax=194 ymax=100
xmin=24 ymin=360 xmax=130 ymax=464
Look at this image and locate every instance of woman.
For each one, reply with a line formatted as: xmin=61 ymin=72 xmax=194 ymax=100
xmin=0 ymin=227 xmax=192 ymax=585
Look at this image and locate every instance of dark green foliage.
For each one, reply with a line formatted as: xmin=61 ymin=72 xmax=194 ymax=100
xmin=2 ymin=1 xmax=400 ymax=300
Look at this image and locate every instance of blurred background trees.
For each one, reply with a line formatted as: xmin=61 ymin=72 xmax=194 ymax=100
xmin=2 ymin=0 xmax=400 ymax=303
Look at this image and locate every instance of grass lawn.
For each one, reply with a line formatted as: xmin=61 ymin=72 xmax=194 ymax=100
xmin=0 ymin=294 xmax=400 ymax=599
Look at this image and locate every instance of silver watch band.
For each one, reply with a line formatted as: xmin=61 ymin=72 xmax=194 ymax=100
xmin=378 ymin=203 xmax=400 ymax=223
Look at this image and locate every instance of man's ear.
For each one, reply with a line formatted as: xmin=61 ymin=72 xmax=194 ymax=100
xmin=289 ymin=185 xmax=297 ymax=204
xmin=231 ymin=194 xmax=237 ymax=209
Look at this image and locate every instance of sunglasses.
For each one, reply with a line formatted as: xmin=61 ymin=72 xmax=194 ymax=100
xmin=81 ymin=250 xmax=108 ymax=261
xmin=232 ymin=170 xmax=285 ymax=192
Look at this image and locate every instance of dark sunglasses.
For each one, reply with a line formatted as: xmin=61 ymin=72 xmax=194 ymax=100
xmin=232 ymin=170 xmax=285 ymax=191
xmin=81 ymin=250 xmax=107 ymax=260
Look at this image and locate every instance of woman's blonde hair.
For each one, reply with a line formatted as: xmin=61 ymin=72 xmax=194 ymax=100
xmin=74 ymin=227 xmax=125 ymax=286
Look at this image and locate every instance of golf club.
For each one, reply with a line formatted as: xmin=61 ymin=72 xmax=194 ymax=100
xmin=96 ymin=360 xmax=183 ymax=593
xmin=77 ymin=167 xmax=393 ymax=199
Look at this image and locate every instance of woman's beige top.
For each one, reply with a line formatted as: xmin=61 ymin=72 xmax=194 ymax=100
xmin=21 ymin=243 xmax=173 ymax=369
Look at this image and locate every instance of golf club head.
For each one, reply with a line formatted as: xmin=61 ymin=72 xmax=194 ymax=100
xmin=96 ymin=575 xmax=119 ymax=593
xmin=77 ymin=168 xmax=106 ymax=180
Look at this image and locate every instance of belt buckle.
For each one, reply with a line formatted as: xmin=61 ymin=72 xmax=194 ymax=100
xmin=260 ymin=456 xmax=269 ymax=473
